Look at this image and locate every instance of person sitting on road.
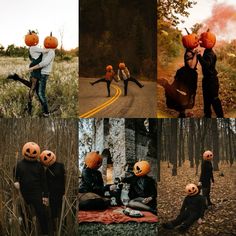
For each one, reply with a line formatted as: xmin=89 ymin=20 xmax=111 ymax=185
xmin=117 ymin=62 xmax=144 ymax=96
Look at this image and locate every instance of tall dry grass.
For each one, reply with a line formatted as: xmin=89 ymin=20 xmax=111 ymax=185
xmin=0 ymin=57 xmax=78 ymax=118
xmin=0 ymin=119 xmax=79 ymax=235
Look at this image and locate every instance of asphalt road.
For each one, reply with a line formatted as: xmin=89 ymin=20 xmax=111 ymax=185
xmin=79 ymin=77 xmax=157 ymax=118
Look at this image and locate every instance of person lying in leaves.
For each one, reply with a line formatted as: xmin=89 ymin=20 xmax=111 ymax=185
xmin=162 ymin=183 xmax=206 ymax=233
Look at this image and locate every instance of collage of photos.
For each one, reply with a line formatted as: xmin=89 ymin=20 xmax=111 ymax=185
xmin=0 ymin=0 xmax=235 ymax=236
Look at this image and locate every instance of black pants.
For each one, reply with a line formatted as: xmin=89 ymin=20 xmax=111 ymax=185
xmin=23 ymin=195 xmax=49 ymax=234
xmin=171 ymin=210 xmax=200 ymax=229
xmin=202 ymin=185 xmax=212 ymax=206
xmin=50 ymin=195 xmax=63 ymax=219
xmin=202 ymin=77 xmax=224 ymax=117
xmin=79 ymin=198 xmax=110 ymax=210
xmin=92 ymin=78 xmax=111 ymax=96
xmin=124 ymin=77 xmax=143 ymax=95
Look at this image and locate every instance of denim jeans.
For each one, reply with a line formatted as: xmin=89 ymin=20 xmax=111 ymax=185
xmin=38 ymin=74 xmax=49 ymax=114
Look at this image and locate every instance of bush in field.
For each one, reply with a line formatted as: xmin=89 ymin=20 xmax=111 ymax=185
xmin=158 ymin=21 xmax=183 ymax=66
xmin=0 ymin=57 xmax=78 ymax=118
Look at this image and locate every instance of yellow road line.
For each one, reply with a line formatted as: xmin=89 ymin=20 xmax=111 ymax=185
xmin=80 ymin=84 xmax=122 ymax=118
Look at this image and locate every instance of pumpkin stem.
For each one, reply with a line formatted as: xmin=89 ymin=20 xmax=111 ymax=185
xmin=185 ymin=28 xmax=190 ymax=35
xmin=50 ymin=32 xmax=52 ymax=37
xmin=29 ymin=30 xmax=32 ymax=35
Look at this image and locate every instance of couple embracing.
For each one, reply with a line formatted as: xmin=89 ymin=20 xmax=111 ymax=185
xmin=159 ymin=28 xmax=224 ymax=118
xmin=7 ymin=30 xmax=58 ymax=117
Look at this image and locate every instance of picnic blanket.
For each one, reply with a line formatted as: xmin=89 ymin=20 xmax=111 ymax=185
xmin=77 ymin=206 xmax=158 ymax=224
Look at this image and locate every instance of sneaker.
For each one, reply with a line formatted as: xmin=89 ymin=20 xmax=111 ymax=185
xmin=42 ymin=112 xmax=50 ymax=117
xmin=7 ymin=73 xmax=20 ymax=80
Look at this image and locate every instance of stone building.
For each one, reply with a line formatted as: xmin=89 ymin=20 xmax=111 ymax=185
xmin=79 ymin=118 xmax=157 ymax=183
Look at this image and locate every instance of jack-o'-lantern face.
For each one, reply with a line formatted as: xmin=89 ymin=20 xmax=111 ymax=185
xmin=185 ymin=183 xmax=199 ymax=196
xmin=106 ymin=65 xmax=113 ymax=71
xmin=85 ymin=152 xmax=102 ymax=169
xmin=133 ymin=161 xmax=150 ymax=177
xmin=199 ymin=29 xmax=216 ymax=49
xmin=22 ymin=142 xmax=40 ymax=161
xmin=119 ymin=62 xmax=126 ymax=69
xmin=40 ymin=150 xmax=56 ymax=166
xmin=203 ymin=150 xmax=213 ymax=161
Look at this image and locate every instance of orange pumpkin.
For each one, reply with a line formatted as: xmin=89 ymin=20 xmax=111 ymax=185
xmin=199 ymin=29 xmax=216 ymax=49
xmin=203 ymin=150 xmax=213 ymax=161
xmin=40 ymin=150 xmax=56 ymax=166
xmin=185 ymin=183 xmax=199 ymax=196
xmin=25 ymin=30 xmax=39 ymax=47
xmin=22 ymin=142 xmax=40 ymax=161
xmin=182 ymin=28 xmax=199 ymax=49
xmin=85 ymin=151 xmax=102 ymax=169
xmin=44 ymin=32 xmax=58 ymax=49
xmin=106 ymin=65 xmax=113 ymax=71
xmin=119 ymin=62 xmax=126 ymax=69
xmin=133 ymin=161 xmax=150 ymax=176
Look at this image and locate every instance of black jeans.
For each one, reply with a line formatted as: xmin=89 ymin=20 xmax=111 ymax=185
xmin=202 ymin=77 xmax=224 ymax=117
xmin=124 ymin=77 xmax=143 ymax=95
xmin=38 ymin=74 xmax=49 ymax=114
xmin=202 ymin=185 xmax=212 ymax=206
xmin=23 ymin=195 xmax=49 ymax=234
xmin=92 ymin=78 xmax=111 ymax=96
xmin=171 ymin=210 xmax=200 ymax=229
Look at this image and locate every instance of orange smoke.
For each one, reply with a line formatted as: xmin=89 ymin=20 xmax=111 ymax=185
xmin=201 ymin=3 xmax=236 ymax=42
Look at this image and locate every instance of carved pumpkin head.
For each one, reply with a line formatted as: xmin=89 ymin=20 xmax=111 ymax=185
xmin=119 ymin=62 xmax=126 ymax=69
xmin=199 ymin=29 xmax=216 ymax=49
xmin=25 ymin=30 xmax=39 ymax=47
xmin=185 ymin=183 xmax=199 ymax=196
xmin=85 ymin=151 xmax=102 ymax=169
xmin=40 ymin=150 xmax=56 ymax=166
xmin=203 ymin=150 xmax=213 ymax=161
xmin=133 ymin=161 xmax=150 ymax=177
xmin=22 ymin=142 xmax=40 ymax=161
xmin=44 ymin=32 xmax=58 ymax=49
xmin=106 ymin=65 xmax=113 ymax=71
xmin=182 ymin=28 xmax=199 ymax=49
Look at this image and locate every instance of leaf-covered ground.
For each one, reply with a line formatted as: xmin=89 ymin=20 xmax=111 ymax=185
xmin=158 ymin=161 xmax=236 ymax=236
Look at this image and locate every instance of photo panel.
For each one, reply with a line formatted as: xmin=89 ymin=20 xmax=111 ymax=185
xmin=0 ymin=0 xmax=79 ymax=118
xmin=79 ymin=0 xmax=157 ymax=118
xmin=157 ymin=0 xmax=236 ymax=118
xmin=157 ymin=118 xmax=236 ymax=235
xmin=78 ymin=118 xmax=158 ymax=235
xmin=0 ymin=119 xmax=79 ymax=235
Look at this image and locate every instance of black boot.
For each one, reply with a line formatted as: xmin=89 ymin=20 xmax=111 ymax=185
xmin=7 ymin=73 xmax=20 ymax=80
xmin=162 ymin=222 xmax=174 ymax=229
xmin=178 ymin=223 xmax=188 ymax=233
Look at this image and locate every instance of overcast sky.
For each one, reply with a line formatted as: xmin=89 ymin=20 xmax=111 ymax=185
xmin=178 ymin=0 xmax=236 ymax=41
xmin=0 ymin=0 xmax=78 ymax=50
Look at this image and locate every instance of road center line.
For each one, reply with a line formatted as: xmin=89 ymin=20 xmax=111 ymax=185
xmin=79 ymin=84 xmax=122 ymax=118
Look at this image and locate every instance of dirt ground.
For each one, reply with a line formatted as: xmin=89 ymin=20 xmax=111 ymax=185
xmin=158 ymin=161 xmax=236 ymax=236
xmin=157 ymin=56 xmax=234 ymax=118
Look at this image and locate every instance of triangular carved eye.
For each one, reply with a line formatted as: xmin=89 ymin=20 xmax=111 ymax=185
xmin=44 ymin=156 xmax=47 ymax=161
xmin=136 ymin=166 xmax=140 ymax=171
xmin=26 ymin=148 xmax=30 ymax=153
xmin=188 ymin=189 xmax=191 ymax=192
xmin=33 ymin=150 xmax=37 ymax=154
xmin=48 ymin=153 xmax=51 ymax=157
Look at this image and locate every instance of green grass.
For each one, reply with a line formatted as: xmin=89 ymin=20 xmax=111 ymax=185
xmin=0 ymin=57 xmax=78 ymax=118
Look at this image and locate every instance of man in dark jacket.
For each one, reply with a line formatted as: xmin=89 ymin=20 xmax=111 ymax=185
xmin=14 ymin=142 xmax=49 ymax=235
xmin=197 ymin=30 xmax=224 ymax=117
xmin=199 ymin=150 xmax=214 ymax=206
xmin=123 ymin=161 xmax=157 ymax=214
xmin=162 ymin=183 xmax=206 ymax=232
